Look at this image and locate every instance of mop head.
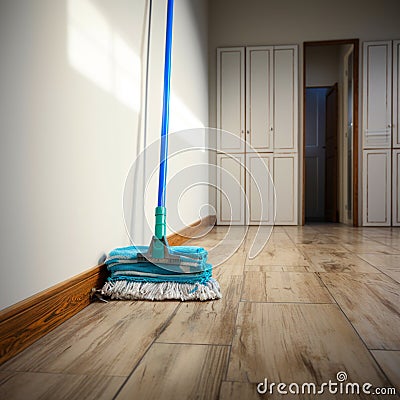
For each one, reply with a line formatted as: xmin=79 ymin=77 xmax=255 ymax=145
xmin=101 ymin=244 xmax=222 ymax=301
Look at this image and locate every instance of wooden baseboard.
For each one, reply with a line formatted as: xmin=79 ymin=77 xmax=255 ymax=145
xmin=0 ymin=215 xmax=216 ymax=365
xmin=0 ymin=265 xmax=107 ymax=365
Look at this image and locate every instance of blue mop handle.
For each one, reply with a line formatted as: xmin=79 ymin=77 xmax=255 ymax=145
xmin=157 ymin=0 xmax=174 ymax=208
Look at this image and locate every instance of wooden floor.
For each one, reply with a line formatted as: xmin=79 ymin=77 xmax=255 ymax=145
xmin=1 ymin=224 xmax=399 ymax=399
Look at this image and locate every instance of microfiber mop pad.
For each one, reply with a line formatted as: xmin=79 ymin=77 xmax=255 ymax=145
xmin=101 ymin=244 xmax=221 ymax=301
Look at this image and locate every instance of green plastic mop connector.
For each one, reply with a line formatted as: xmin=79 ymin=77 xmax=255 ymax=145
xmin=152 ymin=206 xmax=167 ymax=259
xmin=155 ymin=206 xmax=167 ymax=239
xmin=137 ymin=206 xmax=180 ymax=264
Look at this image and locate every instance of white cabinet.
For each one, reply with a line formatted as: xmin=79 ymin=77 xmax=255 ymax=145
xmin=246 ymin=153 xmax=274 ymax=225
xmin=391 ymin=41 xmax=400 ymax=224
xmin=217 ymin=48 xmax=245 ymax=153
xmin=244 ymin=45 xmax=298 ymax=152
xmin=363 ymin=41 xmax=392 ymax=149
xmin=362 ymin=40 xmax=400 ymax=226
xmin=217 ymin=153 xmax=298 ymax=226
xmin=362 ymin=149 xmax=391 ymax=226
xmin=393 ymin=150 xmax=400 ymax=226
xmin=393 ymin=40 xmax=400 ymax=148
xmin=216 ymin=45 xmax=298 ymax=225
xmin=216 ymin=153 xmax=246 ymax=225
xmin=273 ymin=154 xmax=298 ymax=225
xmin=273 ymin=46 xmax=298 ymax=151
xmin=246 ymin=46 xmax=273 ymax=152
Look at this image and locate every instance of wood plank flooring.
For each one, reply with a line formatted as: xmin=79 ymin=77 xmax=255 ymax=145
xmin=241 ymin=271 xmax=333 ymax=303
xmin=371 ymin=351 xmax=400 ymax=392
xmin=319 ymin=273 xmax=400 ymax=350
xmin=226 ymin=303 xmax=389 ymax=385
xmin=1 ymin=224 xmax=399 ymax=399
xmin=1 ymin=301 xmax=178 ymax=376
xmin=115 ymin=343 xmax=229 ymax=400
xmin=0 ymin=371 xmax=124 ymax=400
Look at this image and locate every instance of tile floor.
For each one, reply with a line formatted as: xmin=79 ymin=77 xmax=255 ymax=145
xmin=0 ymin=224 xmax=399 ymax=399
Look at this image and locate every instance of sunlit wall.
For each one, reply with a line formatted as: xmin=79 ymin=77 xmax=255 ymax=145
xmin=0 ymin=0 xmax=145 ymax=310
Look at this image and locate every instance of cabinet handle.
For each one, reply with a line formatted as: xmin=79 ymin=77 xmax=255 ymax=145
xmin=246 ymin=130 xmax=250 ymax=134
xmin=270 ymin=126 xmax=273 ymax=132
xmin=387 ymin=124 xmax=392 ymax=128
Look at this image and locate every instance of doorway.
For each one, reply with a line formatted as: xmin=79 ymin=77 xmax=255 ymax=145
xmin=305 ymin=85 xmax=338 ymax=222
xmin=303 ymin=39 xmax=359 ymax=226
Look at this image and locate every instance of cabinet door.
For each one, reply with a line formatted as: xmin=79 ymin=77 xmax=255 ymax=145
xmin=246 ymin=46 xmax=273 ymax=152
xmin=217 ymin=48 xmax=245 ymax=153
xmin=363 ymin=41 xmax=392 ymax=148
xmin=393 ymin=40 xmax=400 ymax=148
xmin=393 ymin=150 xmax=400 ymax=226
xmin=273 ymin=46 xmax=298 ymax=151
xmin=246 ymin=153 xmax=274 ymax=225
xmin=216 ymin=153 xmax=245 ymax=225
xmin=273 ymin=153 xmax=298 ymax=225
xmin=362 ymin=149 xmax=391 ymax=226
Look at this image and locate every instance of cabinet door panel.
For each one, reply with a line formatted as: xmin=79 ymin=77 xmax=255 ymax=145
xmin=217 ymin=154 xmax=245 ymax=225
xmin=273 ymin=46 xmax=298 ymax=151
xmin=246 ymin=153 xmax=274 ymax=224
xmin=246 ymin=47 xmax=273 ymax=152
xmin=363 ymin=41 xmax=392 ymax=148
xmin=393 ymin=40 xmax=400 ymax=148
xmin=217 ymin=48 xmax=245 ymax=153
xmin=393 ymin=150 xmax=400 ymax=226
xmin=273 ymin=154 xmax=298 ymax=225
xmin=362 ymin=150 xmax=391 ymax=226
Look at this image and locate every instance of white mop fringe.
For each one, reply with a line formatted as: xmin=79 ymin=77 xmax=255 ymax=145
xmin=101 ymin=278 xmax=222 ymax=301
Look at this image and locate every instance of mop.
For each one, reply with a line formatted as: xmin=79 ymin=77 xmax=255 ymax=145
xmin=101 ymin=0 xmax=221 ymax=301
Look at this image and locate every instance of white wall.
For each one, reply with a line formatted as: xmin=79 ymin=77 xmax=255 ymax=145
xmin=143 ymin=0 xmax=210 ymax=239
xmin=208 ymin=0 xmax=400 ymax=54
xmin=0 ymin=0 xmax=209 ymax=310
xmin=126 ymin=0 xmax=210 ymax=244
xmin=208 ymin=0 xmax=400 ymax=223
